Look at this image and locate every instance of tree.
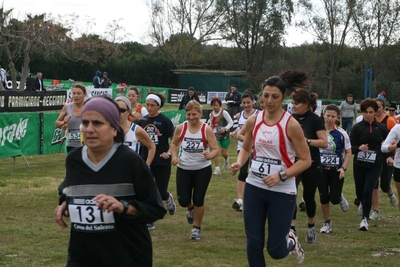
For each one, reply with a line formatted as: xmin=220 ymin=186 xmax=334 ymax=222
xmin=149 ymin=0 xmax=230 ymax=68
xmin=351 ymin=0 xmax=400 ymax=94
xmin=224 ymin=0 xmax=293 ymax=72
xmin=297 ymin=0 xmax=354 ymax=98
xmin=0 ymin=9 xmax=71 ymax=90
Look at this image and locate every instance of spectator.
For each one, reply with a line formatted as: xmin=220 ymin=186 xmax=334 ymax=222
xmin=32 ymin=72 xmax=46 ymax=92
xmin=93 ymin=71 xmax=102 ymax=88
xmin=377 ymin=90 xmax=386 ymax=100
xmin=0 ymin=65 xmax=7 ymax=89
xmin=101 ymin=72 xmax=112 ymax=88
xmin=339 ymin=94 xmax=358 ymax=135
xmin=178 ymin=87 xmax=200 ymax=110
xmin=225 ymin=84 xmax=242 ymax=117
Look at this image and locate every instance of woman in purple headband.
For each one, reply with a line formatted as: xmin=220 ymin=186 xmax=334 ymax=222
xmin=54 ymin=95 xmax=166 ymax=267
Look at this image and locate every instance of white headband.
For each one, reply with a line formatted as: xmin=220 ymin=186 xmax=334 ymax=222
xmin=146 ymin=94 xmax=161 ymax=106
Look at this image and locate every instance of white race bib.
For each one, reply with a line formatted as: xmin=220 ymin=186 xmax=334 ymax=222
xmin=357 ymin=150 xmax=377 ymax=163
xmin=68 ymin=129 xmax=80 ymax=141
xmin=321 ymin=153 xmax=339 ymax=167
xmin=68 ymin=198 xmax=116 ymax=233
xmin=251 ymin=156 xmax=281 ymax=178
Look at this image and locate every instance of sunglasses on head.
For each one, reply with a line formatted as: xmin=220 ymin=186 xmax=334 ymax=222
xmin=119 ymin=108 xmax=129 ymax=113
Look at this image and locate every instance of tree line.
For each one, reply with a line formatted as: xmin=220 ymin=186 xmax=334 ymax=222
xmin=1 ymin=1 xmax=400 ymax=101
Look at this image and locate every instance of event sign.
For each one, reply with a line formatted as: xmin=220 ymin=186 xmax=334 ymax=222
xmin=0 ymin=90 xmax=67 ymax=112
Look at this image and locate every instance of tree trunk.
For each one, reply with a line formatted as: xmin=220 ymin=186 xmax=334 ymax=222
xmin=19 ymin=42 xmax=31 ymax=91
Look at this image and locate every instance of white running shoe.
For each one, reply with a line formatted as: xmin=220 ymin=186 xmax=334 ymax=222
xmin=166 ymin=193 xmax=176 ymax=215
xmin=232 ymin=199 xmax=243 ymax=212
xmin=305 ymin=225 xmax=317 ymax=243
xmin=186 ymin=208 xmax=194 ymax=224
xmin=224 ymin=160 xmax=230 ymax=170
xmin=389 ymin=193 xmax=398 ymax=207
xmin=358 ymin=203 xmax=363 ymax=216
xmin=359 ymin=218 xmax=368 ymax=231
xmin=213 ymin=167 xmax=221 ymax=175
xmin=369 ymin=210 xmax=380 ymax=221
xmin=147 ymin=223 xmax=155 ymax=230
xmin=190 ymin=227 xmax=201 ymax=240
xmin=339 ymin=193 xmax=349 ymax=212
xmin=289 ymin=229 xmax=305 ymax=264
xmin=320 ymin=222 xmax=332 ymax=234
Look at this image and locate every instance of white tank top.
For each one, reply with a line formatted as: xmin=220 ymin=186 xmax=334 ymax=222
xmin=246 ymin=110 xmax=297 ymax=195
xmin=124 ymin=123 xmax=140 ymax=153
xmin=177 ymin=121 xmax=211 ymax=170
xmin=237 ymin=109 xmax=259 ymax=151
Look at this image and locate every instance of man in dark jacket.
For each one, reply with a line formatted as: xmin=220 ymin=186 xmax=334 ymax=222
xmin=225 ymin=84 xmax=241 ymax=117
xmin=93 ymin=71 xmax=103 ymax=88
xmin=31 ymin=72 xmax=46 ymax=92
xmin=101 ymin=72 xmax=112 ymax=88
xmin=179 ymin=87 xmax=200 ymax=110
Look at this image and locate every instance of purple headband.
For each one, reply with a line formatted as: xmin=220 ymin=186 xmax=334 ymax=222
xmin=81 ymin=97 xmax=120 ymax=130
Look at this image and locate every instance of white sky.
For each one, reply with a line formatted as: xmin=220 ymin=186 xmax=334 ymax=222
xmin=7 ymin=0 xmax=313 ymax=46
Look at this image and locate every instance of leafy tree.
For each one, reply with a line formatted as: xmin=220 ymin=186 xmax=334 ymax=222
xmin=351 ymin=0 xmax=400 ymax=94
xmin=149 ymin=0 xmax=230 ymax=68
xmin=297 ymin=0 xmax=354 ymax=99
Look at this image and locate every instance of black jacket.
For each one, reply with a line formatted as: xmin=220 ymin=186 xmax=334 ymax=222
xmin=179 ymin=93 xmax=200 ymax=110
xmin=31 ymin=78 xmax=46 ymax=92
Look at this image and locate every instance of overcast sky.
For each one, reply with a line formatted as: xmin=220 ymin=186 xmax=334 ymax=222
xmin=7 ymin=0 xmax=313 ymax=46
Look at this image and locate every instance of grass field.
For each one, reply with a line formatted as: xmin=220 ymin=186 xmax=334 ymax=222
xmin=1 ymin=104 xmax=400 ymax=266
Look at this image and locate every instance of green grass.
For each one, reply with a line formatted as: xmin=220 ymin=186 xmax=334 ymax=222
xmin=1 ymin=144 xmax=400 ymax=267
xmin=1 ymin=104 xmax=400 ymax=266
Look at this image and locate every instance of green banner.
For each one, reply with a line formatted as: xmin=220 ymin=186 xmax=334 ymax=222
xmin=0 ymin=113 xmax=40 ymax=159
xmin=42 ymin=112 xmax=66 ymax=154
xmin=0 ymin=110 xmax=186 ymax=159
xmin=161 ymin=110 xmax=186 ymax=127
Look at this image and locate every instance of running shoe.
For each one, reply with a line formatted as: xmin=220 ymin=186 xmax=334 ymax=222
xmin=186 ymin=208 xmax=194 ymax=224
xmin=358 ymin=203 xmax=363 ymax=216
xmin=299 ymin=200 xmax=306 ymax=212
xmin=190 ymin=227 xmax=201 ymax=240
xmin=320 ymin=222 xmax=332 ymax=234
xmin=232 ymin=199 xmax=243 ymax=212
xmin=305 ymin=225 xmax=317 ymax=243
xmin=359 ymin=218 xmax=368 ymax=231
xmin=147 ymin=223 xmax=155 ymax=230
xmin=369 ymin=210 xmax=380 ymax=221
xmin=224 ymin=159 xmax=230 ymax=170
xmin=166 ymin=193 xmax=176 ymax=215
xmin=289 ymin=229 xmax=305 ymax=264
xmin=389 ymin=193 xmax=398 ymax=207
xmin=213 ymin=167 xmax=221 ymax=175
xmin=339 ymin=193 xmax=349 ymax=212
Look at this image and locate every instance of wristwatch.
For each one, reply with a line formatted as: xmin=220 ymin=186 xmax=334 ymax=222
xmin=167 ymin=152 xmax=171 ymax=157
xmin=120 ymin=200 xmax=129 ymax=215
xmin=341 ymin=167 xmax=347 ymax=172
xmin=278 ymin=171 xmax=288 ymax=182
xmin=307 ymin=139 xmax=311 ymax=145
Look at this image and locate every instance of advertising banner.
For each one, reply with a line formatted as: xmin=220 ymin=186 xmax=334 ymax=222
xmin=168 ymin=89 xmax=207 ymax=104
xmin=66 ymin=88 xmax=113 ymax=102
xmin=0 ymin=90 xmax=67 ymax=112
xmin=0 ymin=113 xmax=40 ymax=159
xmin=206 ymin=92 xmax=228 ymax=104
